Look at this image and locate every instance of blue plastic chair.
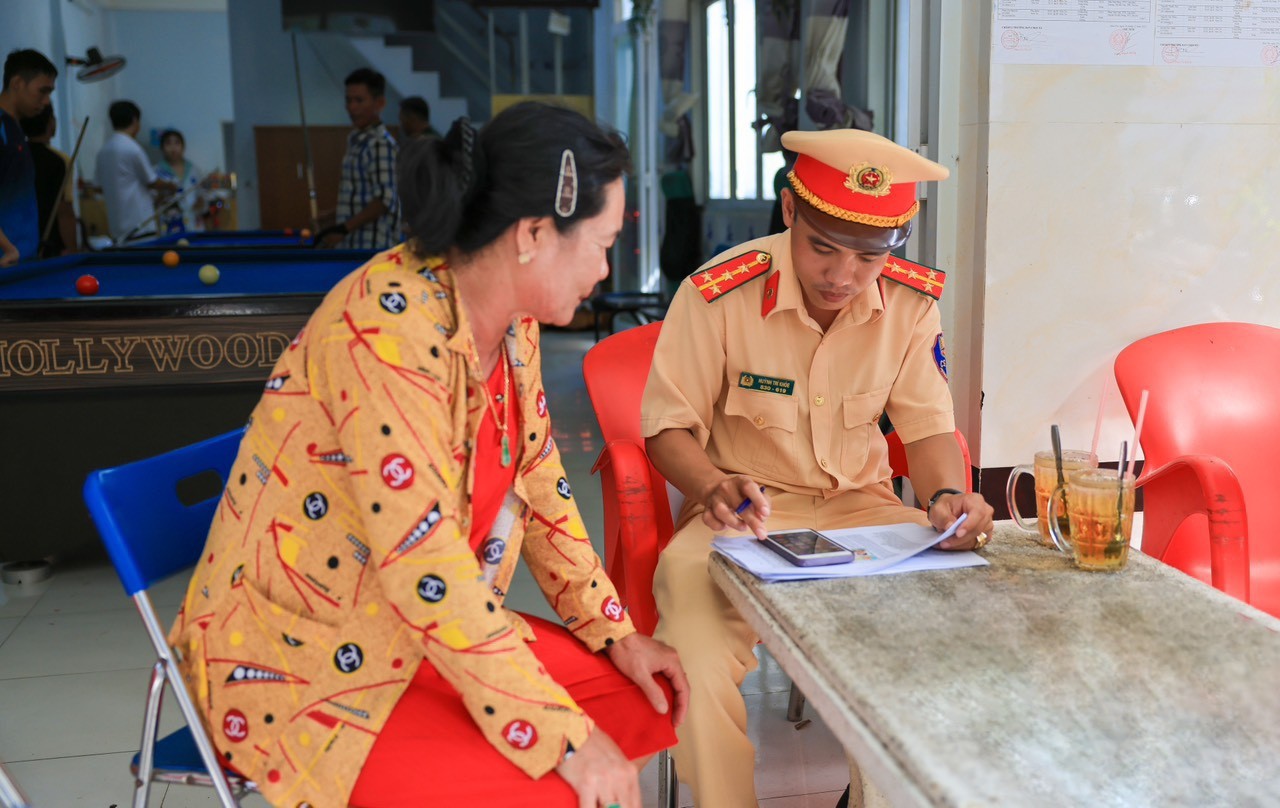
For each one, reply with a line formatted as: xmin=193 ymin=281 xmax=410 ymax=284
xmin=83 ymin=430 xmax=252 ymax=808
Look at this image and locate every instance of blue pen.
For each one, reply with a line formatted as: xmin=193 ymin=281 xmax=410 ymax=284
xmin=735 ymin=486 xmax=767 ymax=516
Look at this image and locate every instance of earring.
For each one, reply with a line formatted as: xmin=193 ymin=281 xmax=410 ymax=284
xmin=517 ymin=252 xmax=532 ymax=265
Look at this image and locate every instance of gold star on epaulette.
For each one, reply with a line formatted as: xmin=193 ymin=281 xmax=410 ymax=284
xmin=688 ymin=251 xmax=772 ymax=303
xmin=880 ymin=258 xmax=946 ymax=301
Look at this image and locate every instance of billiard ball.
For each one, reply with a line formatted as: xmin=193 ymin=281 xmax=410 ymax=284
xmin=300 ymin=228 xmax=312 ymax=240
xmin=162 ymin=250 xmax=180 ymax=267
xmin=75 ymin=274 xmax=99 ymax=296
xmin=175 ymin=238 xmax=190 ymax=247
xmin=198 ymin=264 xmax=220 ymax=285
xmin=283 ymin=227 xmax=294 ymax=235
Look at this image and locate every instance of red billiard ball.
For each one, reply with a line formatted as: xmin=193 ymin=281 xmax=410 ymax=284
xmin=284 ymin=227 xmax=294 ymax=235
xmin=75 ymin=274 xmax=99 ymax=296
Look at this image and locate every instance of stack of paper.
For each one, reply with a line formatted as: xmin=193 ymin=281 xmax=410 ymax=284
xmin=712 ymin=520 xmax=989 ymax=582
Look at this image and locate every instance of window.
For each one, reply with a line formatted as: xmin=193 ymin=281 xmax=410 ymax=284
xmin=704 ymin=0 xmax=785 ymax=201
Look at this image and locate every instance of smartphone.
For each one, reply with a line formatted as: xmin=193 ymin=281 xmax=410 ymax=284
xmin=761 ymin=529 xmax=855 ymax=567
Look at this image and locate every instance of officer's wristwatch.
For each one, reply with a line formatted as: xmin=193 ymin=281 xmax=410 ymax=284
xmin=927 ymin=487 xmax=964 ymax=516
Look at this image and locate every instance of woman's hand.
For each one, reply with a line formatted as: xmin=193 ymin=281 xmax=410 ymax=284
xmin=605 ymin=633 xmax=690 ymax=727
xmin=555 ymin=730 xmax=641 ymax=808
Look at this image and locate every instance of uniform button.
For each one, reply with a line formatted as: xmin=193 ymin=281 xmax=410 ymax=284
xmin=820 ymin=459 xmax=829 ymax=469
xmin=754 ymin=416 xmax=765 ymax=426
xmin=814 ymin=395 xmax=825 ymax=406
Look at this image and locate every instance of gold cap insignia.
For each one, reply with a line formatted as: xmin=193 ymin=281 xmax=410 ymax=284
xmin=844 ymin=163 xmax=893 ymax=198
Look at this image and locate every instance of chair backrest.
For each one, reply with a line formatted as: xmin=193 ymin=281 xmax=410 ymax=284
xmin=1115 ymin=322 xmax=1280 ymax=606
xmin=583 ymin=322 xmax=665 ymax=446
xmin=84 ymin=429 xmax=245 ymax=597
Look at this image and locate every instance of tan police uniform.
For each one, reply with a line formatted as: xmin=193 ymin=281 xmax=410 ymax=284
xmin=640 ymin=129 xmax=955 ymax=806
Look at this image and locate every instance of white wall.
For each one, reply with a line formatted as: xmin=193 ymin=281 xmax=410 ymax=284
xmin=106 ymin=8 xmax=232 ymax=172
xmin=1 ymin=0 xmax=119 ymax=187
xmin=945 ymin=4 xmax=1280 ymax=469
xmin=1 ymin=1 xmax=231 ymax=189
xmin=227 ymin=0 xmax=391 ymax=229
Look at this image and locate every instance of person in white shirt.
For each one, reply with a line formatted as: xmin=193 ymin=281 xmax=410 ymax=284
xmin=94 ymin=100 xmax=175 ymax=241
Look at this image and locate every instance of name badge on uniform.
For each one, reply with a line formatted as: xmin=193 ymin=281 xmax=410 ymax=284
xmin=738 ymin=372 xmax=795 ymax=396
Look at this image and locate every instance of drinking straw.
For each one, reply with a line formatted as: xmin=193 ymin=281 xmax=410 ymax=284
xmin=1090 ymin=382 xmax=1109 ymax=460
xmin=1116 ymin=440 xmax=1129 ymax=538
xmin=1124 ymin=389 xmax=1149 ymax=481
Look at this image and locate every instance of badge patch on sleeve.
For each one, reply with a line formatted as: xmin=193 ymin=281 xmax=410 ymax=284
xmin=738 ymin=372 xmax=795 ymax=396
xmin=932 ymin=334 xmax=948 ymax=380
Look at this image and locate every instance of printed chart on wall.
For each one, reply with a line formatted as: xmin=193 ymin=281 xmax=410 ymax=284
xmin=994 ymin=0 xmax=1280 ymax=66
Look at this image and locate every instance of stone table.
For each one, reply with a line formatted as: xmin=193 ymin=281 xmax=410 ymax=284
xmin=710 ymin=522 xmax=1280 ymax=807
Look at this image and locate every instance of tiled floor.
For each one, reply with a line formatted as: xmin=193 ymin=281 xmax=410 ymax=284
xmin=0 ymin=330 xmax=849 ymax=807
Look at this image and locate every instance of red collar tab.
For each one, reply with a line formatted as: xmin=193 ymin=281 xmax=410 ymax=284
xmin=881 ymin=257 xmax=945 ymax=301
xmin=760 ymin=271 xmax=780 ymax=317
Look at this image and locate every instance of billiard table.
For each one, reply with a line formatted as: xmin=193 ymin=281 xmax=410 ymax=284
xmin=0 ymin=248 xmax=375 ymax=563
xmin=118 ymin=229 xmax=319 ymax=250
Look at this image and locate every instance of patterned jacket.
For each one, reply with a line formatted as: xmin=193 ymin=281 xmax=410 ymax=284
xmin=169 ymin=245 xmax=636 ymax=807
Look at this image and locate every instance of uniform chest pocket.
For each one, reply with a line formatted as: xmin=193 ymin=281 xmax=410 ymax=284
xmin=840 ymin=387 xmax=890 ymax=479
xmin=724 ymin=387 xmax=800 ymax=478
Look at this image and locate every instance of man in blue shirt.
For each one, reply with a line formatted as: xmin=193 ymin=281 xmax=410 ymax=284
xmin=0 ymin=49 xmax=57 ymax=267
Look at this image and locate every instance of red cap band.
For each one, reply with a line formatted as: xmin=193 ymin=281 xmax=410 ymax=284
xmin=789 ymin=154 xmax=919 ymax=228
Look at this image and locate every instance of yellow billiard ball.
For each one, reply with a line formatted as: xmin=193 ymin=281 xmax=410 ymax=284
xmin=198 ymin=264 xmax=220 ymax=285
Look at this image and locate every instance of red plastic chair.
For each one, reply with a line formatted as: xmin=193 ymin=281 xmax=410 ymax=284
xmin=1114 ymin=322 xmax=1280 ymax=617
xmin=582 ymin=322 xmax=974 ymax=636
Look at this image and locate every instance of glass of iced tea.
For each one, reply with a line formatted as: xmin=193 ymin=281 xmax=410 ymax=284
xmin=1046 ymin=468 xmax=1136 ymax=571
xmin=1005 ymin=450 xmax=1098 ymax=546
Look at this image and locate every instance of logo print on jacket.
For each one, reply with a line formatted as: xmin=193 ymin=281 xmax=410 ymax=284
xmin=556 ymin=477 xmax=572 ymax=499
xmin=333 ymin=643 xmax=364 ymax=674
xmin=223 ymin=709 xmax=249 ymax=742
xmin=303 ymin=492 xmax=329 ymax=520
xmin=381 ymin=454 xmax=415 ymax=489
xmin=379 ymin=291 xmax=408 ymax=314
xmin=601 ymin=596 xmax=625 ymax=622
xmin=481 ymin=538 xmax=506 ymax=565
xmin=417 ymin=574 xmax=447 ymax=603
xmin=503 ymin=720 xmax=538 ymax=750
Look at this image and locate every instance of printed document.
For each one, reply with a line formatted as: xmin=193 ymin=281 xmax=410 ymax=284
xmin=712 ymin=517 xmax=989 ymax=581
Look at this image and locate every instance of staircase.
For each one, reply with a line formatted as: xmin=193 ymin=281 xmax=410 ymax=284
xmin=346 ymin=37 xmax=470 ymax=125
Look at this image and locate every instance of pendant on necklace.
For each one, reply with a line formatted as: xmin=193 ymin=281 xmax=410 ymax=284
xmin=500 ymin=434 xmax=513 ymax=467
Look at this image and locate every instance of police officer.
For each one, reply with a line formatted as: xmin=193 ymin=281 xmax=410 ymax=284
xmin=641 ymin=128 xmax=996 ymax=806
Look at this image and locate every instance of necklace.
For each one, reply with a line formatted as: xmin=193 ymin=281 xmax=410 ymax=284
xmin=475 ymin=346 xmax=513 ymax=467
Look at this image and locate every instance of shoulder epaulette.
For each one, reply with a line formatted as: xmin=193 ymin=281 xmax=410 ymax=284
xmin=687 ymin=251 xmax=772 ymax=303
xmin=881 ymin=257 xmax=945 ymax=300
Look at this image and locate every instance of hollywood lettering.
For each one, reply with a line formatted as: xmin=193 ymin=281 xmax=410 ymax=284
xmin=0 ymin=331 xmax=292 ymax=378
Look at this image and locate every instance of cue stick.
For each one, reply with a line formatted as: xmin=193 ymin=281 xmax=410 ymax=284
xmin=41 ymin=115 xmax=89 ymax=249
xmin=120 ymin=177 xmax=207 ymax=244
xmin=291 ymin=31 xmax=320 ymax=233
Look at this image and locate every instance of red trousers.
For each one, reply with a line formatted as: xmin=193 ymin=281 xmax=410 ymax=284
xmin=349 ymin=614 xmax=677 ymax=806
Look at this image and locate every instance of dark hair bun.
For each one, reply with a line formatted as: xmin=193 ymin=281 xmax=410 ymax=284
xmin=399 ymin=102 xmax=631 ymax=258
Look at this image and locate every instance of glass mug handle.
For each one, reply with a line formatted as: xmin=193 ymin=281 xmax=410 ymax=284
xmin=1045 ymin=485 xmax=1074 ymax=554
xmin=1005 ymin=465 xmax=1037 ymax=532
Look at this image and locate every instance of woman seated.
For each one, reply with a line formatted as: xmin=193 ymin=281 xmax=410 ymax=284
xmin=169 ymin=102 xmax=688 ymax=808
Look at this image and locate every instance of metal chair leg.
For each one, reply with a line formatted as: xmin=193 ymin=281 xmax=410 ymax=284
xmin=786 ymin=682 xmax=806 ymax=722
xmin=134 ymin=660 xmax=167 ymax=808
xmin=657 ymin=749 xmax=678 ymax=808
